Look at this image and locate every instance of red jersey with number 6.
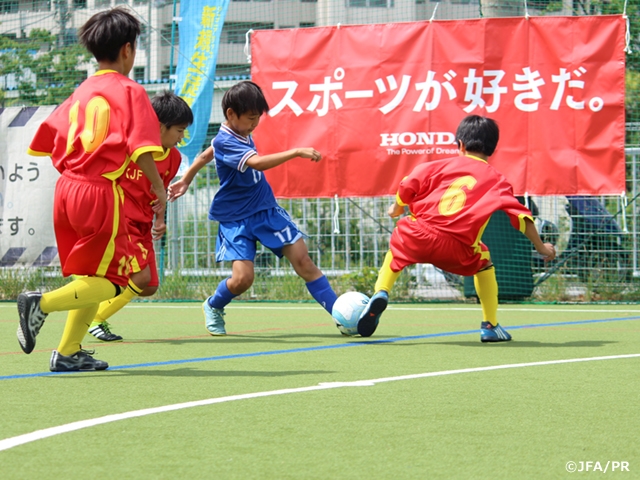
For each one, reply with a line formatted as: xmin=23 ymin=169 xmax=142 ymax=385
xmin=27 ymin=70 xmax=163 ymax=180
xmin=396 ymin=154 xmax=533 ymax=247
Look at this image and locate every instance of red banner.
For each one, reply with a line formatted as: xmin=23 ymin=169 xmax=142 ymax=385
xmin=251 ymin=16 xmax=626 ymax=198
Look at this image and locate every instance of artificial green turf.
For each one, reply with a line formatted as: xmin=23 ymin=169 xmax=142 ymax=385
xmin=1 ymin=303 xmax=639 ymax=479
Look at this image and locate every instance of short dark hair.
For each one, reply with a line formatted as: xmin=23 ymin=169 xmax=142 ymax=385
xmin=221 ymin=81 xmax=270 ymax=119
xmin=455 ymin=115 xmax=500 ymax=156
xmin=151 ymin=91 xmax=194 ymax=128
xmin=78 ymin=7 xmax=140 ymax=62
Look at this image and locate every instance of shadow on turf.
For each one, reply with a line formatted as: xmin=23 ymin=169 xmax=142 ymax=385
xmin=49 ymin=368 xmax=336 ymax=378
xmin=432 ymin=340 xmax=618 ymax=348
xmin=120 ymin=333 xmax=399 ymax=345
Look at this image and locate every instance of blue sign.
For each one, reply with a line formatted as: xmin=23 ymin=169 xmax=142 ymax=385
xmin=174 ymin=0 xmax=230 ymax=163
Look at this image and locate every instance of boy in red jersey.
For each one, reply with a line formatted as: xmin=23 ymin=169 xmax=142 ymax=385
xmin=88 ymin=91 xmax=193 ymax=341
xmin=357 ymin=115 xmax=556 ymax=341
xmin=17 ymin=7 xmax=167 ymax=371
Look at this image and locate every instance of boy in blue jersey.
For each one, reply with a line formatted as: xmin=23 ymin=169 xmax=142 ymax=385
xmin=168 ymin=81 xmax=338 ymax=335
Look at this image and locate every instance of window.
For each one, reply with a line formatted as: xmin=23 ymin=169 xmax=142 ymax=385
xmin=133 ymin=67 xmax=145 ymax=82
xmin=23 ymin=0 xmax=50 ymax=12
xmin=73 ymin=0 xmax=87 ymax=9
xmin=301 ymin=0 xmax=317 ymax=3
xmin=161 ymin=65 xmax=176 ymax=81
xmin=0 ymin=0 xmax=19 ymax=13
xmin=348 ymin=0 xmax=394 ymax=6
xmin=161 ymin=23 xmax=179 ymax=47
xmin=215 ymin=64 xmax=250 ymax=77
xmin=95 ymin=0 xmax=111 ymax=7
xmin=222 ymin=22 xmax=273 ymax=44
xmin=299 ymin=22 xmax=315 ymax=28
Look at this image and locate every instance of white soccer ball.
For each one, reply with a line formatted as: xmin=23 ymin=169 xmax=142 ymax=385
xmin=332 ymin=292 xmax=370 ymax=336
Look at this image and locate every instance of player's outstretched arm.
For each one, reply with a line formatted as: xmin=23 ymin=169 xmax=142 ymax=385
xmin=388 ymin=201 xmax=404 ymax=218
xmin=523 ymin=218 xmax=556 ymax=261
xmin=168 ymin=147 xmax=214 ymax=202
xmin=137 ymin=152 xmax=167 ymax=207
xmin=246 ymin=148 xmax=321 ymax=172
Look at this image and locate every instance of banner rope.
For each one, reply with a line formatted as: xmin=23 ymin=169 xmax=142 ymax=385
xmin=621 ymin=192 xmax=628 ymax=233
xmin=429 ymin=3 xmax=439 ymax=22
xmin=333 ymin=195 xmax=341 ymax=234
xmin=524 ymin=0 xmax=530 ymax=20
xmin=623 ymin=0 xmax=632 ymax=53
xmin=244 ymin=29 xmax=254 ymax=63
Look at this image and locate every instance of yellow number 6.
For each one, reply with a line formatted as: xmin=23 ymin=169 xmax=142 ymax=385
xmin=438 ymin=175 xmax=477 ymax=216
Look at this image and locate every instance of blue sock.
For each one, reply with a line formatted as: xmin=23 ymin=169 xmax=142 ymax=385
xmin=306 ymin=275 xmax=338 ymax=314
xmin=208 ymin=278 xmax=237 ymax=309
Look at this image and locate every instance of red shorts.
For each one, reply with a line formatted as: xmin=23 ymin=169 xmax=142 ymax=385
xmin=389 ymin=216 xmax=490 ymax=276
xmin=127 ymin=219 xmax=159 ymax=287
xmin=54 ymin=172 xmax=131 ymax=286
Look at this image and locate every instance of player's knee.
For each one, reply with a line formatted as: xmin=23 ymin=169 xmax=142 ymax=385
xmin=139 ymin=285 xmax=158 ymax=297
xmin=293 ymin=255 xmax=320 ymax=279
xmin=130 ymin=269 xmax=152 ymax=290
xmin=230 ymin=272 xmax=254 ymax=293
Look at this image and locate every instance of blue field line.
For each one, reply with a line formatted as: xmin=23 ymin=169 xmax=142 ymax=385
xmin=3 ymin=315 xmax=640 ymax=381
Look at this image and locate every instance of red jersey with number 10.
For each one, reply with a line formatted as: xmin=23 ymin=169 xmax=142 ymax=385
xmin=122 ymin=147 xmax=182 ymax=224
xmin=27 ymin=70 xmax=163 ymax=180
xmin=397 ymin=154 xmax=533 ymax=247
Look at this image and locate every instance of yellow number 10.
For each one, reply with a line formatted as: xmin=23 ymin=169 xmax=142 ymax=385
xmin=66 ymin=97 xmax=111 ymax=155
xmin=438 ymin=175 xmax=477 ymax=217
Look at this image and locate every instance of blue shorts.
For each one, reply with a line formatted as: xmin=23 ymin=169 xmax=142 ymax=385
xmin=215 ymin=206 xmax=304 ymax=262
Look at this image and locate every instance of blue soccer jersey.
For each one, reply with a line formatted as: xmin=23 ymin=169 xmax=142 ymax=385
xmin=209 ymin=125 xmax=277 ymax=222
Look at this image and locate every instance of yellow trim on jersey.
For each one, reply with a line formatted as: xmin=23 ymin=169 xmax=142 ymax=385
xmin=395 ymin=192 xmax=407 ymax=207
xmin=395 ymin=175 xmax=410 ymax=206
xmin=153 ymin=148 xmax=170 ymax=162
xmin=102 ymin=156 xmax=133 ymax=181
xmin=465 ymin=154 xmax=488 ymax=163
xmin=96 ymin=180 xmax=121 ymax=276
xmin=517 ymin=213 xmax=533 ymax=233
xmin=27 ymin=148 xmax=51 ymax=157
xmin=471 ymin=218 xmax=492 ymax=261
xmin=130 ymin=145 xmax=164 ymax=164
xmin=94 ymin=69 xmax=118 ymax=76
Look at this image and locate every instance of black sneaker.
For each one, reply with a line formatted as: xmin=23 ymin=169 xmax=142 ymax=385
xmin=16 ymin=291 xmax=48 ymax=354
xmin=89 ymin=321 xmax=123 ymax=342
xmin=357 ymin=290 xmax=389 ymax=337
xmin=50 ymin=349 xmax=109 ymax=372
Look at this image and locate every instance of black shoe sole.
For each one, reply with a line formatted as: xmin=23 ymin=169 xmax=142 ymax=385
xmin=357 ymin=297 xmax=388 ymax=337
xmin=17 ymin=294 xmax=35 ymax=354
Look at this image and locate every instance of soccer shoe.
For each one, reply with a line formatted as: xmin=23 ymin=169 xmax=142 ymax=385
xmin=356 ymin=290 xmax=389 ymax=337
xmin=88 ymin=321 xmax=123 ymax=342
xmin=480 ymin=322 xmax=512 ymax=342
xmin=16 ymin=291 xmax=48 ymax=354
xmin=50 ymin=349 xmax=109 ymax=372
xmin=203 ymin=298 xmax=226 ymax=335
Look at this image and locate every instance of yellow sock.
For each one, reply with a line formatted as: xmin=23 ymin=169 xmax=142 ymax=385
xmin=40 ymin=277 xmax=119 ymax=314
xmin=474 ymin=266 xmax=498 ymax=326
xmin=374 ymin=250 xmax=402 ymax=293
xmin=94 ymin=279 xmax=143 ymax=324
xmin=57 ymin=304 xmax=100 ymax=356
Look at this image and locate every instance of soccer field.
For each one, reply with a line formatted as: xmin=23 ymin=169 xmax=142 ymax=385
xmin=1 ymin=302 xmax=638 ymax=479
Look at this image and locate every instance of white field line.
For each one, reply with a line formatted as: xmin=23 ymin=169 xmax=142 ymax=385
xmin=1 ymin=353 xmax=638 ymax=452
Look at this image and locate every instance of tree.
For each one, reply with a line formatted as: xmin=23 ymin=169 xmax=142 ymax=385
xmin=0 ymin=29 xmax=91 ymax=107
